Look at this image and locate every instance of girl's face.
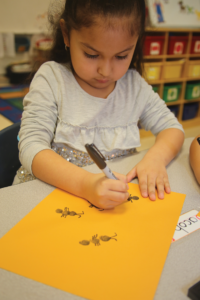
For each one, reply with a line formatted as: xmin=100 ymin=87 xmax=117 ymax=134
xmin=61 ymin=17 xmax=138 ymax=98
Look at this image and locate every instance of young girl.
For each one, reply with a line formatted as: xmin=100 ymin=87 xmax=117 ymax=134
xmin=16 ymin=0 xmax=184 ymax=209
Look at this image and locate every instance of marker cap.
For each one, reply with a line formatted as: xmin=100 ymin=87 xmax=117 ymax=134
xmin=85 ymin=144 xmax=106 ymax=169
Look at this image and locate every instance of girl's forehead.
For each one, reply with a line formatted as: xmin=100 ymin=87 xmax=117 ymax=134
xmin=77 ymin=15 xmax=139 ymax=38
xmin=99 ymin=15 xmax=138 ymax=33
xmin=70 ymin=20 xmax=138 ymax=55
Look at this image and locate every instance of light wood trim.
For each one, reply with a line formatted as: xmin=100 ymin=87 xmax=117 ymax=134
xmin=143 ymin=62 xmax=163 ymax=66
xmin=144 ymin=54 xmax=200 ymax=59
xmin=165 ymin=99 xmax=200 ymax=105
xmin=178 ymin=103 xmax=184 ymax=122
xmin=187 ymin=59 xmax=200 ymax=65
xmin=145 ymin=27 xmax=200 ymax=32
xmin=197 ymin=102 xmax=200 ymax=118
xmin=180 ymin=117 xmax=200 ymax=128
xmin=162 ymin=31 xmax=169 ymax=55
xmin=146 ymin=77 xmax=200 ymax=84
xmin=186 ymin=32 xmax=193 ymax=54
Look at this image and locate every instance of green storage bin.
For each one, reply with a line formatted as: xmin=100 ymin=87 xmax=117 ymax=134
xmin=152 ymin=86 xmax=159 ymax=93
xmin=185 ymin=82 xmax=200 ymax=100
xmin=163 ymin=84 xmax=181 ymax=102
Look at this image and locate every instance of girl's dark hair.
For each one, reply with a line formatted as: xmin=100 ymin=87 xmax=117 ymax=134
xmin=48 ymin=0 xmax=145 ymax=75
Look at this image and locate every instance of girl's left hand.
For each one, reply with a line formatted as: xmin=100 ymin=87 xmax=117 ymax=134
xmin=126 ymin=156 xmax=171 ymax=201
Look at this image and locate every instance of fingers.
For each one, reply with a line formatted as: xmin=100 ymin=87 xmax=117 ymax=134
xmin=113 ymin=172 xmax=128 ymax=183
xmin=156 ymin=174 xmax=171 ymax=198
xmin=107 ymin=190 xmax=130 ymax=205
xmin=138 ymin=173 xmax=148 ymax=198
xmin=164 ymin=177 xmax=171 ymax=194
xmin=139 ymin=173 xmax=171 ymax=201
xmin=147 ymin=175 xmax=156 ymax=201
xmin=95 ymin=178 xmax=129 ymax=209
xmin=107 ymin=179 xmax=129 ymax=193
xmin=126 ymin=167 xmax=137 ymax=182
xmin=95 ymin=189 xmax=129 ymax=210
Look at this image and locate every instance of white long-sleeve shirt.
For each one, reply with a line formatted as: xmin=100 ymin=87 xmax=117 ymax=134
xmin=18 ymin=61 xmax=184 ymax=174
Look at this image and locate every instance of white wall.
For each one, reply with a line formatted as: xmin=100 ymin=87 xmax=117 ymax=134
xmin=0 ymin=0 xmax=52 ymax=34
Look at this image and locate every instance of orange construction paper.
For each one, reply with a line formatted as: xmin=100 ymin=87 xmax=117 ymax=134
xmin=0 ymin=183 xmax=185 ymax=300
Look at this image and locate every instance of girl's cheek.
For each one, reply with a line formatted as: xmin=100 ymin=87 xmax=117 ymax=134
xmin=79 ymin=61 xmax=95 ymax=76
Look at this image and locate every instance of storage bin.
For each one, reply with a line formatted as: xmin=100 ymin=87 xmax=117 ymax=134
xmin=163 ymin=60 xmax=184 ymax=80
xmin=144 ymin=35 xmax=165 ymax=56
xmin=168 ymin=105 xmax=179 ymax=117
xmin=168 ymin=35 xmax=188 ymax=55
xmin=144 ymin=63 xmax=162 ymax=80
xmin=163 ymin=84 xmax=181 ymax=102
xmin=190 ymin=36 xmax=200 ymax=54
xmin=185 ymin=82 xmax=200 ymax=100
xmin=187 ymin=60 xmax=200 ymax=78
xmin=182 ymin=103 xmax=199 ymax=120
xmin=152 ymin=86 xmax=159 ymax=93
xmin=15 ymin=36 xmax=30 ymax=53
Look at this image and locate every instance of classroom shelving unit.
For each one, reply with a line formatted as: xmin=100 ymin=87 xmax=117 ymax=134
xmin=141 ymin=27 xmax=200 ymax=137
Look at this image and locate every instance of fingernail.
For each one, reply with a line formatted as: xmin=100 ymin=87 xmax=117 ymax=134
xmin=126 ymin=184 xmax=129 ymax=190
xmin=142 ymin=191 xmax=148 ymax=198
xmin=159 ymin=192 xmax=164 ymax=199
xmin=150 ymin=194 xmax=156 ymax=201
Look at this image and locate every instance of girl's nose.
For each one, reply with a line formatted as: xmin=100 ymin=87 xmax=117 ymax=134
xmin=97 ymin=59 xmax=111 ymax=77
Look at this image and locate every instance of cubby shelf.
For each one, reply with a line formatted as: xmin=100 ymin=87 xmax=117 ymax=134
xmin=143 ymin=27 xmax=200 ymax=133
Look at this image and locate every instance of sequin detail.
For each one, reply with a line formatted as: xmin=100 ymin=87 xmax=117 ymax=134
xmin=17 ymin=145 xmax=136 ymax=183
xmin=17 ymin=166 xmax=36 ymax=183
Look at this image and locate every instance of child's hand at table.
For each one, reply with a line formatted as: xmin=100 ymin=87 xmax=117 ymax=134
xmin=126 ymin=155 xmax=171 ymax=201
xmin=126 ymin=128 xmax=184 ymax=200
xmin=83 ymin=172 xmax=129 ymax=209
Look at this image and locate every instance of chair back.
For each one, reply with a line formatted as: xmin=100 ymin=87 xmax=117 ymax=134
xmin=0 ymin=122 xmax=21 ymax=188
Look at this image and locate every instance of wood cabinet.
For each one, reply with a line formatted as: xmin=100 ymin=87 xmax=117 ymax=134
xmin=142 ymin=27 xmax=200 ymax=136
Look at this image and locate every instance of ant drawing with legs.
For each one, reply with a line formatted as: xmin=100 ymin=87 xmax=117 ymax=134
xmin=56 ymin=207 xmax=84 ymax=218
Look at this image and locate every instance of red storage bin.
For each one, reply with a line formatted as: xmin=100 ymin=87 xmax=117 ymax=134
xmin=168 ymin=36 xmax=188 ymax=55
xmin=190 ymin=36 xmax=200 ymax=54
xmin=144 ymin=36 xmax=165 ymax=56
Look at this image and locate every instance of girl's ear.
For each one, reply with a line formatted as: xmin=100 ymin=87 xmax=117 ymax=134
xmin=60 ymin=19 xmax=70 ymax=47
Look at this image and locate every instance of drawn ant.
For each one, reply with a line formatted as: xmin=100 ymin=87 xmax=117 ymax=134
xmin=79 ymin=233 xmax=117 ymax=246
xmin=127 ymin=194 xmax=139 ymax=203
xmin=99 ymin=233 xmax=117 ymax=242
xmin=56 ymin=207 xmax=84 ymax=218
xmin=91 ymin=234 xmax=101 ymax=246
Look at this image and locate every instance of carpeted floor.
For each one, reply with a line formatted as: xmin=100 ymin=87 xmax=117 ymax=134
xmin=0 ymin=85 xmax=28 ymax=123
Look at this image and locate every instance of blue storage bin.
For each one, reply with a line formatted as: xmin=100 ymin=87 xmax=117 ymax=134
xmin=182 ymin=103 xmax=199 ymax=120
xmin=168 ymin=105 xmax=179 ymax=117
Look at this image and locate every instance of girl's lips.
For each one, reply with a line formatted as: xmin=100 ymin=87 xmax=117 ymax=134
xmin=95 ymin=78 xmax=109 ymax=83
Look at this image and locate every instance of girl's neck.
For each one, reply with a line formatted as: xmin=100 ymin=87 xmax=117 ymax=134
xmin=73 ymin=71 xmax=116 ymax=99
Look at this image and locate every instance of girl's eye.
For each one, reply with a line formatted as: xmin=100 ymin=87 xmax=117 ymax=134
xmin=116 ymin=55 xmax=128 ymax=60
xmin=84 ymin=52 xmax=98 ymax=59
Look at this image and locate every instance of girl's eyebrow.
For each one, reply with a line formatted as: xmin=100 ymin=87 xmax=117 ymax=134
xmin=80 ymin=42 xmax=135 ymax=54
xmin=116 ymin=45 xmax=135 ymax=54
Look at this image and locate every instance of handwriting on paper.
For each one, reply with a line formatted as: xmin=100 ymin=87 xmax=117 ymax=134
xmin=172 ymin=210 xmax=200 ymax=242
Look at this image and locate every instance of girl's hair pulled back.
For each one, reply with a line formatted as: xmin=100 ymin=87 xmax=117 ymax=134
xmin=48 ymin=0 xmax=145 ymax=75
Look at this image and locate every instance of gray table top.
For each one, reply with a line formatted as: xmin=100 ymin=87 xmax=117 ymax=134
xmin=0 ymin=137 xmax=200 ymax=300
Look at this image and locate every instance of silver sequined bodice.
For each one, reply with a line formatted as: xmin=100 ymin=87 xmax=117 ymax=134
xmin=17 ymin=144 xmax=136 ymax=183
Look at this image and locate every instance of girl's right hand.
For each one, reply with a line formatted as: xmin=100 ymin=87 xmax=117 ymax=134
xmin=83 ymin=173 xmax=129 ymax=210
